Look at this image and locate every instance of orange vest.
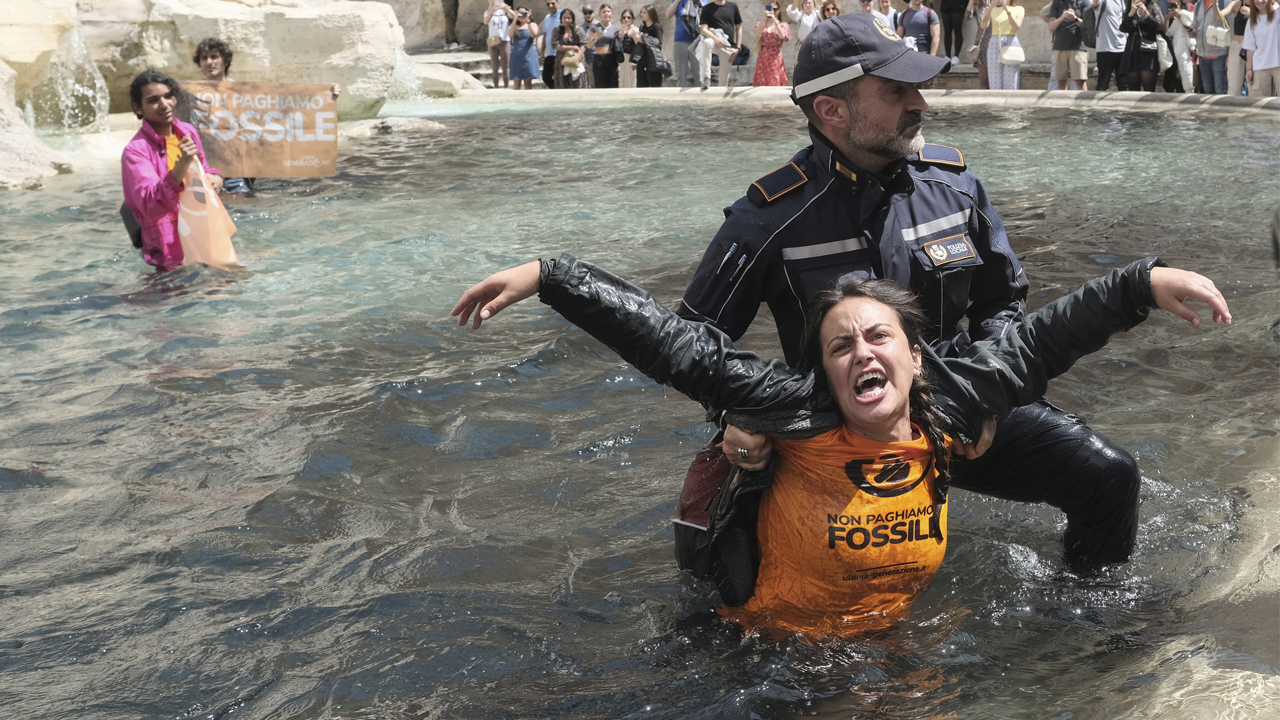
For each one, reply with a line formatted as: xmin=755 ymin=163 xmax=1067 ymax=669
xmin=719 ymin=425 xmax=947 ymax=637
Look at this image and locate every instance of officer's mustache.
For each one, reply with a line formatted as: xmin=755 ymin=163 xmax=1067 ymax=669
xmin=898 ymin=111 xmax=923 ymax=133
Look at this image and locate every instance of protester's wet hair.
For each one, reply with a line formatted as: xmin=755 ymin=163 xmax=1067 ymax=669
xmin=193 ymin=37 xmax=234 ymax=74
xmin=129 ymin=69 xmax=183 ymax=119
xmin=799 ymin=277 xmax=952 ymax=496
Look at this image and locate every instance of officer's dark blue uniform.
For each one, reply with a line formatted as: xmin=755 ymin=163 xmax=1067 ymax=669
xmin=678 ymin=127 xmax=1140 ymax=566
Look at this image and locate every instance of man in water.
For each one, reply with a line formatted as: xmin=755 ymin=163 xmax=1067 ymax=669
xmin=678 ymin=14 xmax=1139 ymax=567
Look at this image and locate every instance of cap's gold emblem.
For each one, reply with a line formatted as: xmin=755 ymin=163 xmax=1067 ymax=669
xmin=874 ymin=18 xmax=901 ymax=41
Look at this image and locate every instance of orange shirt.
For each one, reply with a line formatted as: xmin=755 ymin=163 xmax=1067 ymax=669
xmin=165 ymin=134 xmax=180 ymax=173
xmin=720 ymin=425 xmax=948 ymax=637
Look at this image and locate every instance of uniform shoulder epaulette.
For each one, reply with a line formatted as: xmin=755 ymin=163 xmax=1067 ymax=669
xmin=748 ymin=162 xmax=809 ymax=207
xmin=916 ymin=144 xmax=966 ymax=170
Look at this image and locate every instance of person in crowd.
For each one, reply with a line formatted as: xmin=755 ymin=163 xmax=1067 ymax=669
xmin=1231 ymin=0 xmax=1253 ymax=95
xmin=1244 ymin=0 xmax=1280 ymax=95
xmin=858 ymin=0 xmax=876 ymax=16
xmin=967 ymin=0 xmax=993 ymax=86
xmin=1165 ymin=0 xmax=1196 ymax=92
xmin=669 ymin=0 xmax=706 ymax=87
xmin=541 ymin=0 xmax=566 ymax=87
xmin=753 ymin=3 xmax=792 ymax=85
xmin=875 ymin=0 xmax=902 ymax=29
xmin=1091 ymin=0 xmax=1130 ymax=89
xmin=697 ymin=0 xmax=745 ymax=88
xmin=678 ymin=14 xmax=1153 ymax=572
xmin=1048 ymin=0 xmax=1091 ymax=89
xmin=122 ymin=69 xmax=223 ymax=272
xmin=485 ymin=0 xmax=516 ymax=89
xmin=509 ymin=7 xmax=543 ymax=89
xmin=581 ymin=4 xmax=599 ymax=83
xmin=1195 ymin=0 xmax=1234 ymax=93
xmin=631 ymin=5 xmax=667 ymax=86
xmin=618 ymin=9 xmax=641 ymax=87
xmin=443 ymin=0 xmax=464 ymax=50
xmin=821 ymin=0 xmax=842 ymax=19
xmin=1119 ymin=0 xmax=1163 ymax=91
xmin=981 ymin=0 xmax=1023 ymax=88
xmin=553 ymin=8 xmax=591 ymax=87
xmin=589 ymin=5 xmax=622 ymax=87
xmin=899 ymin=0 xmax=942 ymax=55
xmin=454 ymin=257 xmax=1230 ymax=636
xmin=940 ymin=0 xmax=968 ymax=62
xmin=787 ymin=0 xmax=823 ymax=43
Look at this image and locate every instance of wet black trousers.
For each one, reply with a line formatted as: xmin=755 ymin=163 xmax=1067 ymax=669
xmin=949 ymin=400 xmax=1140 ymax=567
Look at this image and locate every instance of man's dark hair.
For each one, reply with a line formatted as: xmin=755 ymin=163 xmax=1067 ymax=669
xmin=193 ymin=37 xmax=234 ymax=75
xmin=796 ymin=76 xmax=863 ymax=127
xmin=129 ymin=68 xmax=183 ymax=118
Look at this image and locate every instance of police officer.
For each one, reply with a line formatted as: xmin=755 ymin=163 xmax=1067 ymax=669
xmin=677 ymin=14 xmax=1139 ymax=567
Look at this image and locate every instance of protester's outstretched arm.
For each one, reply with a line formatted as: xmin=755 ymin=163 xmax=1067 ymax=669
xmin=452 ymin=260 xmax=541 ymax=328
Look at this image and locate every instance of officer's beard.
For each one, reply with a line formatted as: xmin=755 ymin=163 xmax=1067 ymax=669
xmin=847 ymin=108 xmax=925 ymax=161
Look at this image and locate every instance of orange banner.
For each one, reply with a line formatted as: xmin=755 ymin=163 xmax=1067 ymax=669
xmin=187 ymin=81 xmax=338 ymax=178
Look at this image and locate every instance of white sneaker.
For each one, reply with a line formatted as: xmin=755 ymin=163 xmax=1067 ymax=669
xmin=950 ymin=55 xmax=960 ymax=64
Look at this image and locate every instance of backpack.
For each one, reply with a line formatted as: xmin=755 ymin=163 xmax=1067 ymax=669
xmin=1082 ymin=1 xmax=1100 ymax=49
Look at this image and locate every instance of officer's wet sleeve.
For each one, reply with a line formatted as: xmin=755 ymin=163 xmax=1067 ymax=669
xmin=929 ymin=257 xmax=1163 ymax=441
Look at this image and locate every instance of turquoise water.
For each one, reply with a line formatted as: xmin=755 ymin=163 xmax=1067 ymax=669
xmin=0 ymin=102 xmax=1277 ymax=719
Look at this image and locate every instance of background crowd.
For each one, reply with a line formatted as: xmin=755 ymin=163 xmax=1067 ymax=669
xmin=476 ymin=0 xmax=1278 ymax=93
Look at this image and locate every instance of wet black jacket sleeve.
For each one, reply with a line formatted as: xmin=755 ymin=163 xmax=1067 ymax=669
xmin=538 ymin=254 xmax=1163 ymax=443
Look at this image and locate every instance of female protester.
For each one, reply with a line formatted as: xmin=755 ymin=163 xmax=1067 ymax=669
xmin=1244 ymin=0 xmax=1280 ymax=95
xmin=484 ymin=0 xmax=516 ymax=89
xmin=618 ymin=9 xmax=640 ymax=88
xmin=967 ymin=0 xmax=993 ymax=87
xmin=786 ymin=0 xmax=822 ymax=43
xmin=553 ymin=8 xmax=591 ymax=88
xmin=634 ymin=5 xmax=666 ymax=86
xmin=981 ymin=0 xmax=1023 ymax=89
xmin=509 ymin=7 xmax=542 ymax=89
xmin=1165 ymin=0 xmax=1196 ymax=92
xmin=753 ymin=3 xmax=792 ymax=85
xmin=898 ymin=0 xmax=942 ymax=55
xmin=1119 ymin=0 xmax=1163 ymax=91
xmin=820 ymin=0 xmax=841 ymax=20
xmin=1224 ymin=0 xmax=1249 ymax=95
xmin=453 ymin=256 xmax=1228 ymax=636
xmin=121 ymin=69 xmax=223 ymax=272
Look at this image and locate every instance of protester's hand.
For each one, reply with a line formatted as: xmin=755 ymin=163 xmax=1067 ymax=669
xmin=452 ymin=261 xmax=541 ymax=329
xmin=720 ymin=425 xmax=772 ymax=471
xmin=330 ymin=83 xmax=341 ymax=101
xmin=208 ymin=173 xmax=224 ymax=194
xmin=955 ymin=415 xmax=996 ymax=460
xmin=1150 ymin=267 xmax=1232 ymax=327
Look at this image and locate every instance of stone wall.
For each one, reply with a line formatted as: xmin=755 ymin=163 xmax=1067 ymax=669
xmin=0 ymin=59 xmax=72 ymax=189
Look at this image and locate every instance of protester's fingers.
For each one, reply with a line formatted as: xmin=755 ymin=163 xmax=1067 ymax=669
xmin=451 ymin=262 xmax=542 ymax=330
xmin=1151 ymin=267 xmax=1232 ymax=327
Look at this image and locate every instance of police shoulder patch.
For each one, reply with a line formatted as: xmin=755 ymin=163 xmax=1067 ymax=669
xmin=748 ymin=162 xmax=809 ymax=206
xmin=917 ymin=144 xmax=966 ymax=169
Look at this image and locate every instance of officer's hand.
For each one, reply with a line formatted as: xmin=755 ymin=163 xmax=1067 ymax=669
xmin=956 ymin=415 xmax=996 ymax=460
xmin=720 ymin=424 xmax=772 ymax=471
xmin=452 ymin=261 xmax=541 ymax=329
xmin=1150 ymin=267 xmax=1232 ymax=328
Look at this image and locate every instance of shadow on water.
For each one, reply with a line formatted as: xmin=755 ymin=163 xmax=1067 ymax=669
xmin=0 ymin=103 xmax=1277 ymax=719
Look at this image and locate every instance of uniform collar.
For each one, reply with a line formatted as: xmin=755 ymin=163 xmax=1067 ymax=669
xmin=808 ymin=125 xmax=912 ymax=193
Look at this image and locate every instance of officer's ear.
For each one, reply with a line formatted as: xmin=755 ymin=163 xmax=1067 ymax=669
xmin=810 ymin=94 xmax=852 ymax=134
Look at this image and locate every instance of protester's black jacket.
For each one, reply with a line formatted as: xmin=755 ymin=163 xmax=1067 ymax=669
xmin=537 ymin=254 xmax=1163 ymax=602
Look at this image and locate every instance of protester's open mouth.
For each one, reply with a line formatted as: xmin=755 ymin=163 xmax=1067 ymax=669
xmin=855 ymin=371 xmax=887 ymax=399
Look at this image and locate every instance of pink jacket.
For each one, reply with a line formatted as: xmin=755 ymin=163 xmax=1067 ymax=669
xmin=121 ymin=118 xmax=220 ymax=271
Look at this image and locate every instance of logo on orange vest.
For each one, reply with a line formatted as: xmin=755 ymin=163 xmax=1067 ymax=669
xmin=845 ymin=456 xmax=928 ymax=498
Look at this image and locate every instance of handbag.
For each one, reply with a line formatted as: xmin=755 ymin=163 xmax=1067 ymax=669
xmin=998 ymin=42 xmax=1025 ymax=65
xmin=487 ymin=36 xmax=503 ymax=47
xmin=1205 ymin=15 xmax=1231 ymax=47
xmin=1156 ymin=35 xmax=1173 ymax=70
xmin=1139 ymin=37 xmax=1157 ymax=53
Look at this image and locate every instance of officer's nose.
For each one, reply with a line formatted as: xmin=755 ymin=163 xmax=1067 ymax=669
xmin=907 ymin=83 xmax=929 ymax=113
